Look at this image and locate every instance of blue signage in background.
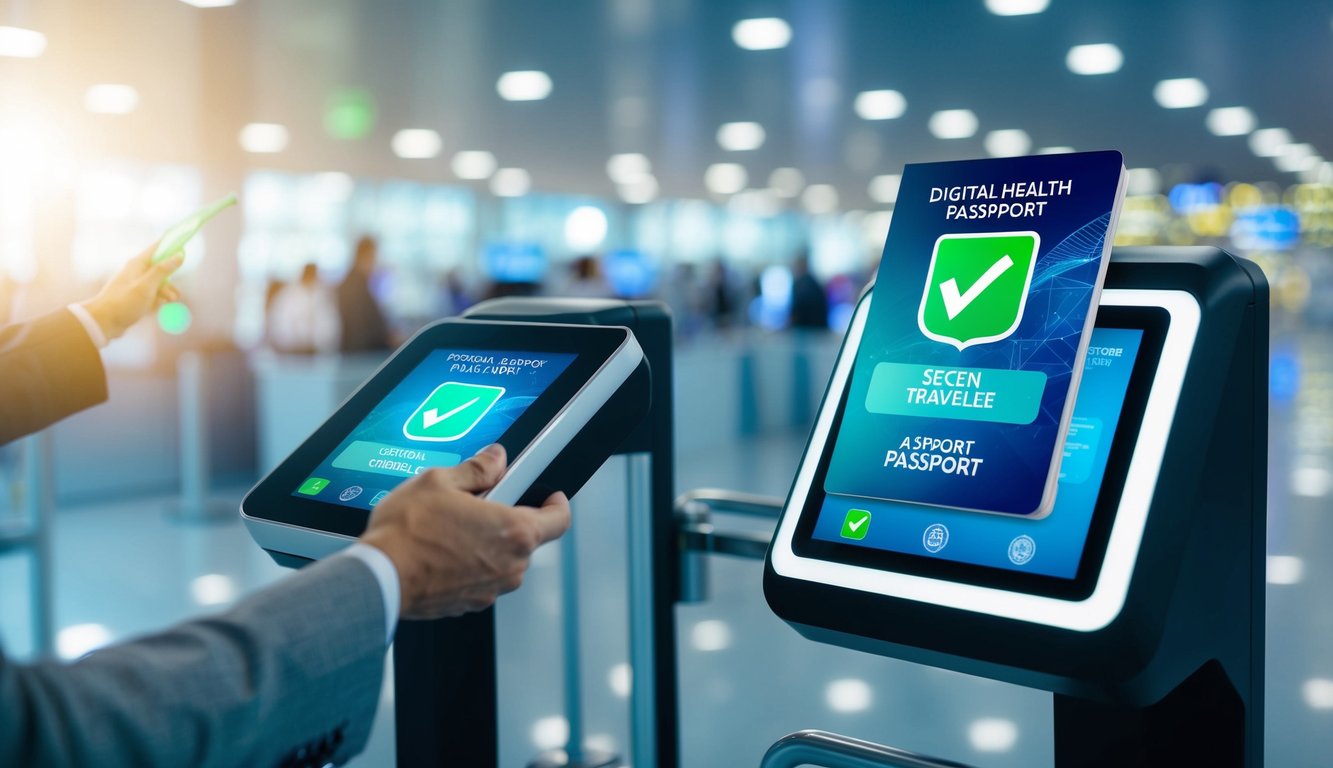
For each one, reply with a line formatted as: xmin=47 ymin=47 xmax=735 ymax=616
xmin=1231 ymin=205 xmax=1301 ymax=251
xmin=750 ymin=265 xmax=793 ymax=330
xmin=483 ymin=242 xmax=548 ymax=283
xmin=1168 ymin=182 xmax=1224 ymax=213
xmin=1270 ymin=342 xmax=1301 ymax=405
xmin=603 ymin=249 xmax=658 ymax=298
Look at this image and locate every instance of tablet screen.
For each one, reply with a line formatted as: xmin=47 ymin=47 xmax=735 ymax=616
xmin=807 ymin=326 xmax=1143 ymax=580
xmin=292 ymin=348 xmax=576 ymax=511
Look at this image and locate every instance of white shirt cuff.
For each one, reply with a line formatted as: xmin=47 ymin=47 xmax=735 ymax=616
xmin=66 ymin=303 xmax=108 ymax=349
xmin=341 ymin=543 xmax=400 ymax=644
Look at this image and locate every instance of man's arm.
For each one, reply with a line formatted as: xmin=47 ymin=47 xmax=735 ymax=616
xmin=0 ymin=554 xmax=388 ymax=768
xmin=0 ymin=309 xmax=109 ymax=445
xmin=0 ymin=444 xmax=569 ymax=768
xmin=0 ymin=244 xmax=184 ymax=445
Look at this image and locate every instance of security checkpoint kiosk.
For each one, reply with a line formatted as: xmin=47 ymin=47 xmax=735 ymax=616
xmin=763 ymin=247 xmax=1267 ymax=767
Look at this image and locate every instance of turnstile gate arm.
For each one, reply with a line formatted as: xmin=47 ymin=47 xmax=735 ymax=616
xmin=761 ymin=730 xmax=979 ymax=768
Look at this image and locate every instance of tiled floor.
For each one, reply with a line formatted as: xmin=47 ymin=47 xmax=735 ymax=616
xmin=2 ymin=328 xmax=1332 ymax=767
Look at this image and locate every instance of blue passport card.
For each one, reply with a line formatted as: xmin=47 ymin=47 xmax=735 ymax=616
xmin=825 ymin=150 xmax=1126 ymax=518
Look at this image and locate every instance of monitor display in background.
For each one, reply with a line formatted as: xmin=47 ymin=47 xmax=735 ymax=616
xmin=603 ymin=249 xmax=658 ymax=298
xmin=812 ymin=326 xmax=1145 ymax=580
xmin=483 ymin=242 xmax=548 ymax=283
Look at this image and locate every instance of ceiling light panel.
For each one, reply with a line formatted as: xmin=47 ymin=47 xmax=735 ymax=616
xmin=984 ymin=129 xmax=1031 ymax=157
xmin=392 ymin=129 xmax=442 ymax=159
xmin=717 ymin=122 xmax=765 ymax=151
xmin=1206 ymin=107 xmax=1256 ymax=136
xmin=491 ymin=167 xmax=531 ymax=197
xmin=0 ymin=26 xmax=47 ymax=58
xmin=732 ymin=18 xmax=791 ymax=50
xmin=1249 ymin=128 xmax=1292 ymax=157
xmin=854 ymin=90 xmax=907 ymax=121
xmin=238 ymin=123 xmax=289 ymax=154
xmin=607 ymin=152 xmax=652 ymax=184
xmin=984 ymin=0 xmax=1050 ymax=16
xmin=1066 ymin=43 xmax=1122 ymax=75
xmin=705 ymin=163 xmax=747 ymax=195
xmin=1153 ymin=78 xmax=1208 ymax=109
xmin=929 ymin=109 xmax=978 ymax=139
xmin=84 ymin=84 xmax=140 ymax=115
xmin=497 ymin=70 xmax=553 ymax=101
xmin=452 ymin=150 xmax=497 ymax=179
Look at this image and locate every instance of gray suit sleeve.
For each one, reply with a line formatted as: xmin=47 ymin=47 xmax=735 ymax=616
xmin=0 ymin=554 xmax=388 ymax=768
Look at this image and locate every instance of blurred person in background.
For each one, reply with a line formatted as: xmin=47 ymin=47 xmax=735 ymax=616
xmin=268 ymin=263 xmax=339 ymax=355
xmin=436 ymin=268 xmax=474 ymax=319
xmin=789 ymin=250 xmax=830 ymax=331
xmin=663 ymin=262 xmax=707 ymax=339
xmin=561 ymin=255 xmax=609 ymax=298
xmin=337 ymin=235 xmax=392 ymax=354
xmin=705 ymin=258 xmax=738 ymax=330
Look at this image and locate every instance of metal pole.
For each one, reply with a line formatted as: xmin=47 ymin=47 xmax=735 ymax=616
xmin=528 ymin=500 xmax=618 ymax=768
xmin=179 ymin=350 xmax=207 ymax=518
xmin=625 ymin=452 xmax=656 ymax=768
xmin=169 ymin=350 xmax=230 ymax=522
xmin=561 ymin=512 xmax=586 ymax=763
xmin=23 ymin=432 xmax=55 ymax=657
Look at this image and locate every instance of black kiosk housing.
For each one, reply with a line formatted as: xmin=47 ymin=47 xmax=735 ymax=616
xmin=765 ymin=247 xmax=1267 ymax=767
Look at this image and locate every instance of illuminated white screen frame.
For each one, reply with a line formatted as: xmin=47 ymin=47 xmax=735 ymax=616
xmin=769 ymin=288 xmax=1201 ymax=632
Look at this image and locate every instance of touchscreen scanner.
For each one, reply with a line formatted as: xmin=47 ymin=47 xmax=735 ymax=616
xmin=242 ymin=318 xmax=646 ymax=562
xmin=812 ymin=326 xmax=1145 ymax=580
xmin=766 ymin=248 xmax=1265 ymax=722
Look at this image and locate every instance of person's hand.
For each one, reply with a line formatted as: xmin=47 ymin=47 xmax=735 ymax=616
xmin=359 ymin=444 xmax=571 ymax=620
xmin=80 ymin=242 xmax=184 ymax=341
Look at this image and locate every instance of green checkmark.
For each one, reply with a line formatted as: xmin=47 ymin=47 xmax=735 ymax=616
xmin=918 ymin=231 xmax=1039 ymax=350
xmin=297 ymin=477 xmax=330 ymax=496
xmin=841 ymin=508 xmax=871 ymax=540
xmin=403 ymin=382 xmax=506 ymax=442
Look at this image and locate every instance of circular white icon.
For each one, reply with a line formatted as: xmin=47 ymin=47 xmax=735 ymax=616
xmin=339 ymin=485 xmax=364 ymax=502
xmin=922 ymin=523 xmax=949 ymax=553
xmin=1008 ymin=535 xmax=1036 ymax=565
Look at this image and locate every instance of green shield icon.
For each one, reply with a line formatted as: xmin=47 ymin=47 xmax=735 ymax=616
xmin=917 ymin=231 xmax=1040 ymax=350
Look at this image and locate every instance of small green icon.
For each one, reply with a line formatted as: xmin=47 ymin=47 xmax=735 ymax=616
xmin=156 ymin=302 xmax=192 ymax=335
xmin=918 ymin=231 xmax=1040 ymax=350
xmin=841 ymin=508 xmax=872 ymax=540
xmin=404 ymin=382 xmax=506 ymax=442
xmin=298 ymin=477 xmax=330 ymax=496
xmin=324 ymin=88 xmax=377 ymax=141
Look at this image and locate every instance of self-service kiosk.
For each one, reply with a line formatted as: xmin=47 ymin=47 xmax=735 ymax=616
xmin=238 ymin=247 xmax=1266 ymax=768
xmin=764 ymin=247 xmax=1267 ymax=767
xmin=240 ymin=299 xmax=677 ymax=768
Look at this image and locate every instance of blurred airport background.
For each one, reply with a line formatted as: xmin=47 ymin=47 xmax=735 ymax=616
xmin=0 ymin=1 xmax=1331 ymax=766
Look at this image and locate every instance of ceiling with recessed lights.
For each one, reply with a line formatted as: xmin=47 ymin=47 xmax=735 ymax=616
xmin=0 ymin=0 xmax=1328 ymax=211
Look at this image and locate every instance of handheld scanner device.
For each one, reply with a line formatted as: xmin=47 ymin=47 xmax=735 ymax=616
xmin=242 ymin=318 xmax=649 ymax=566
xmin=765 ymin=247 xmax=1267 ymax=706
xmin=152 ymin=193 xmax=238 ymax=262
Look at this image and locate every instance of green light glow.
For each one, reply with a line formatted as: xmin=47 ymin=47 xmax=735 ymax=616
xmin=157 ymin=302 xmax=192 ymax=335
xmin=325 ymin=89 xmax=376 ymax=140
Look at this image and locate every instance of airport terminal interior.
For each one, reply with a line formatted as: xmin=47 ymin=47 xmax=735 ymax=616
xmin=1 ymin=1 xmax=1331 ymax=766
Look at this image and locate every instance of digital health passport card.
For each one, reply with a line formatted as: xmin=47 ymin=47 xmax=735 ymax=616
xmin=826 ymin=150 xmax=1126 ymax=518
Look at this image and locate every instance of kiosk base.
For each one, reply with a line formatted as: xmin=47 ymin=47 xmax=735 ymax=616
xmin=526 ymin=748 xmax=620 ymax=768
xmin=1055 ymin=662 xmax=1245 ymax=768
